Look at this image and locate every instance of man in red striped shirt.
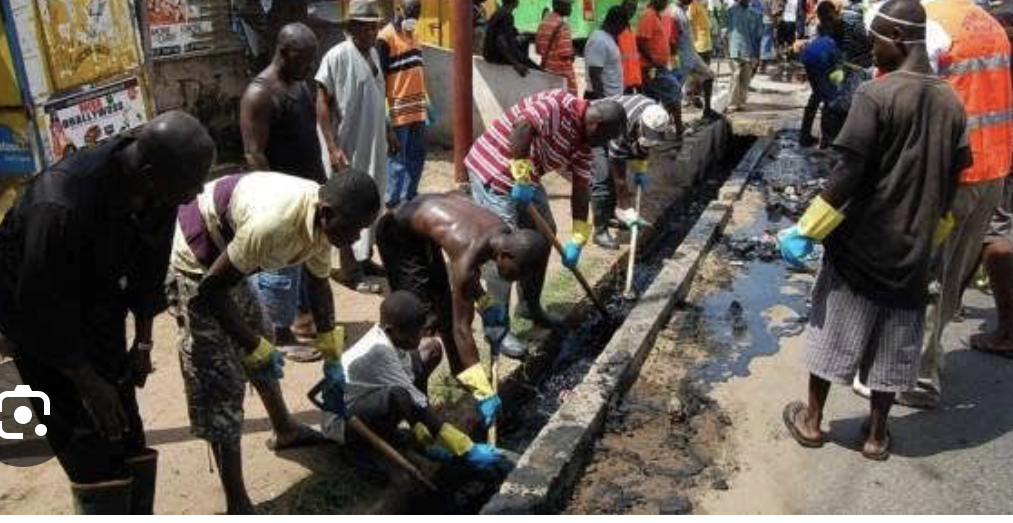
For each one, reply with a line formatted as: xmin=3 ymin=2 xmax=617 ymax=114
xmin=466 ymin=89 xmax=626 ymax=357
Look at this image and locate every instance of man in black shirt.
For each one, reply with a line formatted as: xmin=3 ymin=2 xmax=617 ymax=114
xmin=483 ymin=0 xmax=539 ymax=76
xmin=240 ymin=22 xmax=327 ymax=354
xmin=778 ymin=0 xmax=969 ymax=461
xmin=0 ymin=111 xmax=214 ymax=513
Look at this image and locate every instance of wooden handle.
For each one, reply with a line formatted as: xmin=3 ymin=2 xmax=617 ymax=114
xmin=525 ymin=204 xmax=611 ymax=319
xmin=623 ymin=186 xmax=643 ymax=296
xmin=488 ymin=355 xmax=499 ymax=446
xmin=347 ymin=416 xmax=438 ymax=492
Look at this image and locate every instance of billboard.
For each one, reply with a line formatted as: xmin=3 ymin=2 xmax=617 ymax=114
xmin=148 ymin=0 xmax=213 ymax=58
xmin=42 ymin=77 xmax=148 ymax=162
xmin=35 ymin=0 xmax=142 ymax=91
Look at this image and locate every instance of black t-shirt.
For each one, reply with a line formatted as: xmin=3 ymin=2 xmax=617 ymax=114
xmin=484 ymin=9 xmax=521 ymax=64
xmin=0 ymin=138 xmax=175 ymax=374
xmin=825 ymin=71 xmax=971 ymax=309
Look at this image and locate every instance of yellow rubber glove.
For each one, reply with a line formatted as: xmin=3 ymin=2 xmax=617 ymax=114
xmin=475 ymin=293 xmax=495 ymax=312
xmin=456 ymin=363 xmax=494 ymax=400
xmin=798 ymin=196 xmax=845 ymax=241
xmin=437 ymin=423 xmax=475 ymax=457
xmin=242 ymin=337 xmax=275 ymax=370
xmin=933 ymin=212 xmax=956 ymax=248
xmin=629 ymin=159 xmax=649 ymax=174
xmin=509 ymin=158 xmax=533 ymax=184
xmin=829 ymin=68 xmax=845 ymax=86
xmin=413 ymin=422 xmax=436 ymax=447
xmin=571 ymin=219 xmax=592 ymax=246
xmin=315 ymin=327 xmax=345 ymax=362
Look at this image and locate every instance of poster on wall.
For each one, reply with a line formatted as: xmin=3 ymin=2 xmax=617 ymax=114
xmin=0 ymin=110 xmax=35 ymax=176
xmin=148 ymin=0 xmax=213 ymax=58
xmin=43 ymin=77 xmax=148 ymax=162
xmin=35 ymin=0 xmax=142 ymax=91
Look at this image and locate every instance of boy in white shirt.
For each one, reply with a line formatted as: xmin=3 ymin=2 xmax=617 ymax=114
xmin=324 ymin=291 xmax=511 ymax=472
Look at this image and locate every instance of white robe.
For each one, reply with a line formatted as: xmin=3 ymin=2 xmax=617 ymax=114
xmin=315 ymin=40 xmax=388 ymax=261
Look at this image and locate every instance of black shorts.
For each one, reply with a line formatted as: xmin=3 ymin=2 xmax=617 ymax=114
xmin=777 ymin=21 xmax=797 ymax=47
xmin=375 ymin=214 xmax=453 ymax=338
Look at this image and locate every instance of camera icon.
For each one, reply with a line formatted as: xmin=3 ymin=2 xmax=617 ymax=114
xmin=0 ymin=385 xmax=49 ymax=440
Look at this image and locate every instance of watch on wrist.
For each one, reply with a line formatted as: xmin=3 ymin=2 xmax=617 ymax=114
xmin=134 ymin=341 xmax=154 ymax=352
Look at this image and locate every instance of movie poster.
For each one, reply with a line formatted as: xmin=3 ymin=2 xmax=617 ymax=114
xmin=42 ymin=77 xmax=148 ymax=162
xmin=35 ymin=0 xmax=142 ymax=91
xmin=148 ymin=0 xmax=213 ymax=58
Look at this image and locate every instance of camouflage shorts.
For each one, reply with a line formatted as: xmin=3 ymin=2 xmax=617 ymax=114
xmin=167 ymin=269 xmax=266 ymax=444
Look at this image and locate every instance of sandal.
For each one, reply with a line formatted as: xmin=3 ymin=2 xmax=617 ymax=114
xmin=277 ymin=344 xmax=322 ymax=363
xmin=782 ymin=401 xmax=825 ymax=448
xmin=331 ymin=269 xmax=383 ymax=294
xmin=266 ymin=423 xmax=330 ymax=452
xmin=859 ymin=419 xmax=892 ymax=461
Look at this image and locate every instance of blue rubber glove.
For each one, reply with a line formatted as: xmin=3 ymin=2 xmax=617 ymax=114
xmin=463 ymin=443 xmax=513 ymax=473
xmin=562 ymin=240 xmax=583 ymax=268
xmin=778 ymin=226 xmax=815 ymax=269
xmin=321 ymin=360 xmax=347 ymax=417
xmin=511 ymin=183 xmax=534 ymax=205
xmin=423 ymin=444 xmax=455 ymax=463
xmin=633 ymin=172 xmax=648 ymax=188
xmin=476 ymin=394 xmax=502 ymax=428
xmin=480 ymin=303 xmax=508 ymax=329
xmin=253 ymin=349 xmax=285 ymax=381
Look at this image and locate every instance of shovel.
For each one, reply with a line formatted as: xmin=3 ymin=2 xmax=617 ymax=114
xmin=622 ymin=184 xmax=645 ymax=300
xmin=307 ymin=381 xmax=438 ymax=492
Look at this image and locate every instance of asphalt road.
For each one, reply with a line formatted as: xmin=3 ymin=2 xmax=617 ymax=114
xmin=693 ymin=171 xmax=1013 ymax=514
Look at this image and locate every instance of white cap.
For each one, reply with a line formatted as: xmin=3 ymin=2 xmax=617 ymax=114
xmin=641 ymin=104 xmax=671 ymax=132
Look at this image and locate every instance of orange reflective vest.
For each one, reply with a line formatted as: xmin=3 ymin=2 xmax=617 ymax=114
xmin=926 ymin=0 xmax=1013 ymax=184
xmin=378 ymin=24 xmax=427 ymax=127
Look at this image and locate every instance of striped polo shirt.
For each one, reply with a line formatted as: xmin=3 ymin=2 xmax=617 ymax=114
xmin=377 ymin=24 xmax=427 ymax=126
xmin=605 ymin=94 xmax=663 ymax=160
xmin=465 ymin=89 xmax=592 ymax=194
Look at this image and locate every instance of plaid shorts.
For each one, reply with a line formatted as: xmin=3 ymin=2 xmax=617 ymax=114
xmin=803 ymin=262 xmax=926 ymax=393
xmin=167 ymin=269 xmax=267 ymax=443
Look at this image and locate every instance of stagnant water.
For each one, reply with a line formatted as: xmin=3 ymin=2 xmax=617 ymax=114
xmin=407 ymin=136 xmax=756 ymax=514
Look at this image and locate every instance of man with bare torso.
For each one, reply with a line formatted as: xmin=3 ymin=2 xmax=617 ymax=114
xmin=376 ymin=194 xmax=550 ymax=429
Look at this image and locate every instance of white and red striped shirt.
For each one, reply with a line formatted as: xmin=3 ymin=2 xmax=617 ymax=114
xmin=465 ymin=89 xmax=592 ymax=194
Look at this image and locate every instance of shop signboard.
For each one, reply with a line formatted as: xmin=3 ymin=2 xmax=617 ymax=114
xmin=148 ymin=0 xmax=213 ymax=58
xmin=0 ymin=109 xmax=35 ymax=176
xmin=42 ymin=77 xmax=148 ymax=162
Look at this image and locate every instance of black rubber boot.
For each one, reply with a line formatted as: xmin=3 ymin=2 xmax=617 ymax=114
xmin=125 ymin=448 xmax=158 ymax=514
xmin=71 ymin=478 xmax=133 ymax=515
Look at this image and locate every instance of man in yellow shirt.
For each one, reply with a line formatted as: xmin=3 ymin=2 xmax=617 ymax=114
xmin=167 ymin=169 xmax=380 ymax=514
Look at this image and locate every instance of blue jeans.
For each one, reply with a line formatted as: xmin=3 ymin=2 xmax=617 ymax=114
xmin=645 ymin=67 xmax=683 ymax=106
xmin=253 ymin=265 xmax=309 ymax=330
xmin=385 ymin=121 xmax=427 ymax=208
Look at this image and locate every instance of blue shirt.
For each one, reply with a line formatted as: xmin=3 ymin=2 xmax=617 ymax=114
xmin=726 ymin=3 xmax=763 ymax=59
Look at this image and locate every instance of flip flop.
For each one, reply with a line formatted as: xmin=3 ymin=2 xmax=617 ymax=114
xmin=266 ymin=423 xmax=330 ymax=452
xmin=277 ymin=344 xmax=322 ymax=363
xmin=781 ymin=401 xmax=825 ymax=448
xmin=861 ymin=431 xmax=892 ymax=461
xmin=331 ymin=270 xmax=383 ymax=294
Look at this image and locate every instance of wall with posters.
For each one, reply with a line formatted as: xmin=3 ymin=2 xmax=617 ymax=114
xmin=34 ymin=0 xmax=142 ymax=91
xmin=41 ymin=77 xmax=148 ymax=161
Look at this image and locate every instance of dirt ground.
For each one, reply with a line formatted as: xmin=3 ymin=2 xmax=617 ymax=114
xmin=0 ymin=145 xmax=631 ymax=515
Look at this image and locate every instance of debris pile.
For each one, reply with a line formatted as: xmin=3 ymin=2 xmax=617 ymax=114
xmin=758 ymin=132 xmax=836 ymax=219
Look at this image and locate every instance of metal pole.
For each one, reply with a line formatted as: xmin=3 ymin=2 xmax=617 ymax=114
xmin=452 ymin=0 xmax=474 ymax=187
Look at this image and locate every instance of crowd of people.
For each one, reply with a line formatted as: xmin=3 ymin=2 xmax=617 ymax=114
xmin=0 ymin=0 xmax=1010 ymax=515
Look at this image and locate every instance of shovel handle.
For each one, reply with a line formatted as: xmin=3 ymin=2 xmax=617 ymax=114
xmin=307 ymin=382 xmax=438 ymax=492
xmin=525 ymin=204 xmax=611 ymax=319
xmin=623 ymin=185 xmax=643 ymax=296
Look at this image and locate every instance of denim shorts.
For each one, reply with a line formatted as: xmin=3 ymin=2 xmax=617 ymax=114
xmin=468 ymin=170 xmax=556 ymax=232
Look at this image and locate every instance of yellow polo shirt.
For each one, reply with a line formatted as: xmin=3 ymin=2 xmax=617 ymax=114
xmin=171 ymin=171 xmax=331 ymax=278
xmin=689 ymin=1 xmax=713 ymax=54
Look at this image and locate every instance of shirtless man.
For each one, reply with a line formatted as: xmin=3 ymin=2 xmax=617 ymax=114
xmin=376 ymin=194 xmax=550 ymax=429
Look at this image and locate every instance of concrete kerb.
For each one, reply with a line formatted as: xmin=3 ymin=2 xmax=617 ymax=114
xmin=480 ymin=137 xmax=777 ymax=515
xmin=493 ymin=119 xmax=731 ymax=409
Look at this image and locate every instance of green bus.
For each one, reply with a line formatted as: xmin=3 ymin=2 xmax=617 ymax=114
xmin=513 ymin=0 xmax=630 ymax=43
